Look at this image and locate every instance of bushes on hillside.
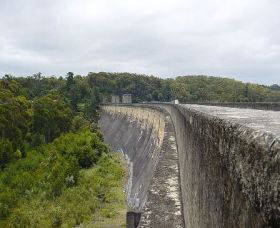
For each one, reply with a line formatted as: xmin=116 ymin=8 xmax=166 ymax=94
xmin=0 ymin=129 xmax=109 ymax=222
xmin=0 ymin=74 xmax=126 ymax=227
xmin=50 ymin=130 xmax=108 ymax=168
xmin=6 ymin=154 xmax=125 ymax=227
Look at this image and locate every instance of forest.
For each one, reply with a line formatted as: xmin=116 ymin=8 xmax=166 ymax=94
xmin=0 ymin=72 xmax=279 ymax=226
xmin=82 ymin=72 xmax=280 ymax=102
xmin=6 ymin=72 xmax=280 ymax=106
xmin=0 ymin=73 xmax=126 ymax=227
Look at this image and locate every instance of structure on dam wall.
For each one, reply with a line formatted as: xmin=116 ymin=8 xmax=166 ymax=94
xmin=99 ymin=103 xmax=280 ymax=228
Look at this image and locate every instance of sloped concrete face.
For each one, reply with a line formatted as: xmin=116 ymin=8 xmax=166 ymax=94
xmin=99 ymin=104 xmax=280 ymax=228
xmin=99 ymin=106 xmax=184 ymax=227
xmin=99 ymin=106 xmax=165 ymax=212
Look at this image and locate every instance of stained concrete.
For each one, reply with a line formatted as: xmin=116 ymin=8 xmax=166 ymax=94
xmin=99 ymin=106 xmax=184 ymax=228
xmin=182 ymin=104 xmax=280 ymax=135
xmin=99 ymin=106 xmax=165 ymax=211
xmin=138 ymin=114 xmax=184 ymax=227
xmin=160 ymin=104 xmax=280 ymax=228
xmin=99 ymin=104 xmax=280 ymax=228
xmin=186 ymin=102 xmax=280 ymax=111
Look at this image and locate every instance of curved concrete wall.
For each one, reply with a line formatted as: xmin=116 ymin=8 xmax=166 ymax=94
xmin=99 ymin=106 xmax=165 ymax=211
xmin=99 ymin=105 xmax=184 ymax=227
xmin=159 ymin=104 xmax=280 ymax=228
xmin=99 ymin=104 xmax=280 ymax=228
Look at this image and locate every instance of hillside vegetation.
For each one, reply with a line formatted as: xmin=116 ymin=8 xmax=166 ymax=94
xmin=0 ymin=75 xmax=126 ymax=227
xmin=12 ymin=72 xmax=280 ymax=104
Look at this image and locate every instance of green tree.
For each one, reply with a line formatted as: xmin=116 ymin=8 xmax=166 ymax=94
xmin=33 ymin=93 xmax=72 ymax=143
xmin=66 ymin=72 xmax=74 ymax=91
xmin=0 ymin=89 xmax=31 ymax=152
xmin=84 ymin=87 xmax=101 ymax=121
xmin=0 ymin=139 xmax=13 ymax=168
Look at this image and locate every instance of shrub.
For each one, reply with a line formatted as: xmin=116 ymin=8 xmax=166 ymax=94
xmin=5 ymin=153 xmax=125 ymax=227
xmin=71 ymin=115 xmax=90 ymax=132
xmin=0 ymin=129 xmax=124 ymax=227
xmin=0 ymin=139 xmax=13 ymax=168
xmin=14 ymin=149 xmax=22 ymax=160
xmin=50 ymin=130 xmax=108 ymax=168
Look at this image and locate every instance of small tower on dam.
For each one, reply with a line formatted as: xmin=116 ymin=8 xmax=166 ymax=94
xmin=122 ymin=94 xmax=132 ymax=104
xmin=111 ymin=95 xmax=120 ymax=104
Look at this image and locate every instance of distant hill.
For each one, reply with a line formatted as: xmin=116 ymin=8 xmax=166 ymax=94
xmin=82 ymin=72 xmax=280 ymax=102
xmin=3 ymin=72 xmax=280 ymax=103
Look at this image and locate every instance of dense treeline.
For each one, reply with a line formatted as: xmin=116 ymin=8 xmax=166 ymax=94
xmin=0 ymin=74 xmax=125 ymax=226
xmin=5 ymin=72 xmax=280 ymax=106
xmin=0 ymin=73 xmax=103 ymax=166
xmin=170 ymin=76 xmax=280 ymax=102
xmin=84 ymin=72 xmax=280 ymax=102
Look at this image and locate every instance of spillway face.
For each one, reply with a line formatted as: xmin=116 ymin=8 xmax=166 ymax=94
xmin=99 ymin=106 xmax=164 ymax=211
xmin=99 ymin=105 xmax=184 ymax=227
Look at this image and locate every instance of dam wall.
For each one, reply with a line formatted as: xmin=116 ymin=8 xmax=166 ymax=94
xmin=99 ymin=104 xmax=280 ymax=228
xmin=158 ymin=104 xmax=280 ymax=228
xmin=99 ymin=105 xmax=184 ymax=227
xmin=99 ymin=106 xmax=165 ymax=210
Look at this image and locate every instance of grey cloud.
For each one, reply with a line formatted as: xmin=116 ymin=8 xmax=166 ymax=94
xmin=0 ymin=0 xmax=279 ymax=84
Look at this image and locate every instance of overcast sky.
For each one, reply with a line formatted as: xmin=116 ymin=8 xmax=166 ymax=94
xmin=0 ymin=0 xmax=279 ymax=85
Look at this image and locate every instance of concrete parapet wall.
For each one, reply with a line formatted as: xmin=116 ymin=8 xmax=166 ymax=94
xmin=186 ymin=102 xmax=280 ymax=111
xmin=158 ymin=104 xmax=280 ymax=228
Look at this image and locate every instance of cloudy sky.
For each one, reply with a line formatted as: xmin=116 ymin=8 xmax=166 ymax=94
xmin=0 ymin=0 xmax=279 ymax=85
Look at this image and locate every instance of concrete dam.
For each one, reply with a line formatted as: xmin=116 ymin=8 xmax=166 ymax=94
xmin=98 ymin=103 xmax=280 ymax=228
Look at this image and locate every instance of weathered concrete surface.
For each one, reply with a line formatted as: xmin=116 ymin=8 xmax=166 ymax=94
xmin=180 ymin=105 xmax=280 ymax=224
xmin=99 ymin=104 xmax=280 ymax=228
xmin=99 ymin=106 xmax=165 ymax=211
xmin=139 ymin=114 xmax=184 ymax=227
xmin=99 ymin=106 xmax=184 ymax=227
xmin=160 ymin=104 xmax=280 ymax=228
xmin=186 ymin=102 xmax=280 ymax=111
xmin=182 ymin=104 xmax=280 ymax=135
